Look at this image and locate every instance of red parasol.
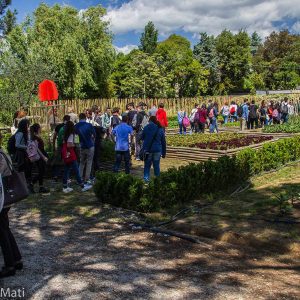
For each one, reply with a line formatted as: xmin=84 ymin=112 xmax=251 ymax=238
xmin=38 ymin=80 xmax=59 ymax=106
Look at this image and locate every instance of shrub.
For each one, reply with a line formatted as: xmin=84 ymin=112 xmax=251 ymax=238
xmin=94 ymin=136 xmax=300 ymax=212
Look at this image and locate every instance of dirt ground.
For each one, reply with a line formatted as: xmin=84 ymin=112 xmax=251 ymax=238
xmin=1 ymin=159 xmax=300 ymax=299
xmin=1 ymin=185 xmax=300 ymax=299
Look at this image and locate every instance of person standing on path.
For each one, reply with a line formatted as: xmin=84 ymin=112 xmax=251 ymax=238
xmin=156 ymin=103 xmax=168 ymax=131
xmin=240 ymin=99 xmax=249 ymax=131
xmin=141 ymin=116 xmax=166 ymax=182
xmin=0 ymin=133 xmax=23 ymax=278
xmin=112 ymin=115 xmax=133 ymax=174
xmin=75 ymin=113 xmax=95 ymax=186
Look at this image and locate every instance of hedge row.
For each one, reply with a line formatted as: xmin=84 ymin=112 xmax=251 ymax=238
xmin=94 ymin=135 xmax=300 ymax=212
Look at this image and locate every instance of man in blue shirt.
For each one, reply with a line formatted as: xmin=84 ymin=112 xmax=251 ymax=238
xmin=112 ymin=115 xmax=133 ymax=174
xmin=240 ymin=99 xmax=249 ymax=131
xmin=75 ymin=113 xmax=96 ymax=184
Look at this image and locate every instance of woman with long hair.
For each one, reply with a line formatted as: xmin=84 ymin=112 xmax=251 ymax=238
xmin=14 ymin=119 xmax=32 ymax=190
xmin=0 ymin=132 xmax=23 ymax=278
xmin=140 ymin=116 xmax=166 ymax=182
xmin=29 ymin=124 xmax=49 ymax=193
xmin=62 ymin=121 xmax=92 ymax=193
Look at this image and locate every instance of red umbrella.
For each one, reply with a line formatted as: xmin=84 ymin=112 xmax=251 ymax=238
xmin=38 ymin=80 xmax=59 ymax=125
xmin=38 ymin=80 xmax=59 ymax=105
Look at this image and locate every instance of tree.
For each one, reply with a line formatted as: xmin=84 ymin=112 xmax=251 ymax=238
xmin=250 ymin=31 xmax=262 ymax=56
xmin=139 ymin=21 xmax=158 ymax=55
xmin=194 ymin=32 xmax=220 ymax=95
xmin=3 ymin=3 xmax=116 ymax=99
xmin=111 ymin=50 xmax=168 ymax=98
xmin=0 ymin=0 xmax=11 ymax=35
xmin=215 ymin=30 xmax=252 ymax=93
xmin=155 ymin=34 xmax=209 ymax=97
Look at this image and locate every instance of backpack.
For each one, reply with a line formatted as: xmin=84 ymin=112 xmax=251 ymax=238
xmin=182 ymin=116 xmax=190 ymax=128
xmin=140 ymin=114 xmax=149 ymax=130
xmin=249 ymin=105 xmax=257 ymax=119
xmin=230 ymin=106 xmax=236 ymax=115
xmin=237 ymin=105 xmax=244 ymax=118
xmin=208 ymin=108 xmax=214 ymax=119
xmin=7 ymin=135 xmax=16 ymax=155
xmin=61 ymin=142 xmax=77 ymax=164
xmin=272 ymin=109 xmax=279 ymax=119
xmin=282 ymin=103 xmax=288 ymax=114
xmin=27 ymin=140 xmax=40 ymax=163
xmin=194 ymin=111 xmax=200 ymax=123
xmin=111 ymin=115 xmax=120 ymax=128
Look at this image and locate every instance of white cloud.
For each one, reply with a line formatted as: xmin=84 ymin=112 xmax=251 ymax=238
xmin=115 ymin=44 xmax=138 ymax=54
xmin=105 ymin=0 xmax=300 ymax=38
xmin=292 ymin=21 xmax=300 ymax=33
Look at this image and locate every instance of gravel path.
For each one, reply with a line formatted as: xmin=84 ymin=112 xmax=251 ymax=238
xmin=0 ymin=193 xmax=299 ymax=300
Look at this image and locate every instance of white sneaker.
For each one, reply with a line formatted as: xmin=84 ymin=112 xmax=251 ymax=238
xmin=63 ymin=187 xmax=73 ymax=193
xmin=82 ymin=184 xmax=93 ymax=192
xmin=86 ymin=179 xmax=94 ymax=186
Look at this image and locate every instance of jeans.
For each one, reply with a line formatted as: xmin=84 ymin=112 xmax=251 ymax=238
xmin=135 ymin=131 xmax=142 ymax=159
xmin=144 ymin=152 xmax=161 ymax=182
xmin=0 ymin=208 xmax=22 ymax=268
xmin=114 ymin=151 xmax=131 ymax=174
xmin=209 ymin=118 xmax=218 ymax=133
xmin=223 ymin=115 xmax=229 ymax=124
xmin=281 ymin=113 xmax=288 ymax=123
xmin=63 ymin=160 xmax=83 ymax=188
xmin=178 ymin=123 xmax=186 ymax=134
xmin=79 ymin=147 xmax=94 ymax=182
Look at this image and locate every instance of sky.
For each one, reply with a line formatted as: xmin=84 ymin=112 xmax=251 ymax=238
xmin=10 ymin=0 xmax=300 ymax=54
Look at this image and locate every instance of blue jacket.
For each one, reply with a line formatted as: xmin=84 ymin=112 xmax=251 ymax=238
xmin=75 ymin=120 xmax=95 ymax=149
xmin=141 ymin=122 xmax=166 ymax=156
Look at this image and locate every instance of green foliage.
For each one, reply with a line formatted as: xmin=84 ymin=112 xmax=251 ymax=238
xmin=94 ymin=135 xmax=300 ymax=212
xmin=94 ymin=172 xmax=144 ymax=210
xmin=263 ymin=116 xmax=300 ymax=133
xmin=1 ymin=8 xmax=16 ymax=36
xmin=139 ymin=21 xmax=158 ymax=55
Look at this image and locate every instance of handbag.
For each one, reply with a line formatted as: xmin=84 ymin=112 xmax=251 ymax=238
xmin=0 ymin=152 xmax=29 ymax=208
xmin=139 ymin=127 xmax=160 ymax=161
xmin=61 ymin=142 xmax=77 ymax=164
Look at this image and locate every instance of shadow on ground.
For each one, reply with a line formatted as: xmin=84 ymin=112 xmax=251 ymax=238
xmin=0 ymin=177 xmax=299 ymax=299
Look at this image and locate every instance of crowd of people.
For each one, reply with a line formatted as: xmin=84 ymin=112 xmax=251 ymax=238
xmin=177 ymin=97 xmax=297 ymax=134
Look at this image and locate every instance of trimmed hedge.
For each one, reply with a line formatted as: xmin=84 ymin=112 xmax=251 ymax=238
xmin=94 ymin=135 xmax=300 ymax=212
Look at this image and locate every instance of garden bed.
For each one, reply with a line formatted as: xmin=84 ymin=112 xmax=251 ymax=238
xmin=166 ymin=133 xmax=281 ymax=162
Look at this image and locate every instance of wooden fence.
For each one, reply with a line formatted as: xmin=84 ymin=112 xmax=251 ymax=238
xmin=27 ymin=94 xmax=300 ymax=126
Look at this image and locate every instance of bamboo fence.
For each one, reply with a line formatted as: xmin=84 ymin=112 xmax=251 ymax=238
xmin=28 ymin=94 xmax=300 ymax=126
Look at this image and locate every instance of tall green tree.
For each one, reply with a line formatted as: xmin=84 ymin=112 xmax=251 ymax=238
xmin=194 ymin=32 xmax=220 ymax=95
xmin=111 ymin=50 xmax=168 ymax=98
xmin=155 ymin=34 xmax=209 ymax=97
xmin=0 ymin=0 xmax=11 ymax=35
xmin=215 ymin=30 xmax=251 ymax=93
xmin=250 ymin=31 xmax=262 ymax=56
xmin=139 ymin=21 xmax=158 ymax=55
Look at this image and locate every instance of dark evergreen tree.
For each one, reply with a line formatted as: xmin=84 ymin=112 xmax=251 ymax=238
xmin=139 ymin=21 xmax=158 ymax=54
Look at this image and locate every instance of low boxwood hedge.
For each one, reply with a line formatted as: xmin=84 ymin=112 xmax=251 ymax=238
xmin=94 ymin=135 xmax=300 ymax=212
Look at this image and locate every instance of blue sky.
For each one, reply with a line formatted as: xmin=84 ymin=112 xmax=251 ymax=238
xmin=10 ymin=0 xmax=300 ymax=53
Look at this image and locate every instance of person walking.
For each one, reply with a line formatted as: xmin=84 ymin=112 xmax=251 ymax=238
xmin=229 ymin=101 xmax=238 ymax=122
xmin=199 ymin=104 xmax=207 ymax=133
xmin=28 ymin=124 xmax=49 ymax=194
xmin=134 ymin=103 xmax=149 ymax=161
xmin=248 ymin=100 xmax=259 ymax=129
xmin=75 ymin=113 xmax=95 ymax=186
xmin=112 ymin=115 xmax=133 ymax=174
xmin=177 ymin=109 xmax=187 ymax=135
xmin=141 ymin=116 xmax=166 ymax=182
xmin=281 ymin=98 xmax=289 ymax=123
xmin=14 ymin=119 xmax=32 ymax=191
xmin=62 ymin=121 xmax=92 ymax=193
xmin=0 ymin=133 xmax=23 ymax=278
xmin=189 ymin=104 xmax=199 ymax=133
xmin=208 ymin=102 xmax=219 ymax=133
xmin=101 ymin=107 xmax=111 ymax=139
xmin=221 ymin=102 xmax=230 ymax=124
xmin=156 ymin=103 xmax=168 ymax=131
xmin=239 ymin=99 xmax=249 ymax=131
